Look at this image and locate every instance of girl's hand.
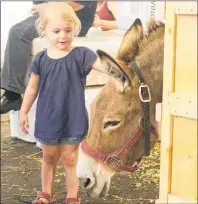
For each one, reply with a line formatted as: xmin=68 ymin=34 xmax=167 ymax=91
xmin=92 ymin=57 xmax=108 ymax=74
xmin=20 ymin=112 xmax=29 ymax=134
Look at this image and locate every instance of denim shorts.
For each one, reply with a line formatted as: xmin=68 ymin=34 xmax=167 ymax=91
xmin=36 ymin=134 xmax=87 ymax=146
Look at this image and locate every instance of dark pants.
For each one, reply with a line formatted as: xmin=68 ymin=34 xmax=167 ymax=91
xmin=1 ymin=15 xmax=39 ymax=94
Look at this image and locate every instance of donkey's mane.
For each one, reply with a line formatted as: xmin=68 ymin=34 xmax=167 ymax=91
xmin=139 ymin=18 xmax=165 ymax=53
xmin=136 ymin=18 xmax=165 ymax=72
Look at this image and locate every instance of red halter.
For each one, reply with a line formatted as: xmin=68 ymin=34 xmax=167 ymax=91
xmin=81 ymin=121 xmax=159 ymax=172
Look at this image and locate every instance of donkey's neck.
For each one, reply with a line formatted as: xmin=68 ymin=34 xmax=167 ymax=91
xmin=136 ymin=35 xmax=164 ymax=124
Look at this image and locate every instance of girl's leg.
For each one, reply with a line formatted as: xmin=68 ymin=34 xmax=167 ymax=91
xmin=60 ymin=144 xmax=79 ymax=199
xmin=39 ymin=144 xmax=61 ymax=203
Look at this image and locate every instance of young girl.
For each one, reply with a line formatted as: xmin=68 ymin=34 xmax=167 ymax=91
xmin=20 ymin=2 xmax=107 ymax=204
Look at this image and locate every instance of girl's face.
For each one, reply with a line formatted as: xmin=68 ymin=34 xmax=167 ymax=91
xmin=44 ymin=18 xmax=76 ymax=51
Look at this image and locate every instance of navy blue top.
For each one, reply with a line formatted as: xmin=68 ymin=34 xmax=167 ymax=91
xmin=30 ymin=47 xmax=97 ymax=140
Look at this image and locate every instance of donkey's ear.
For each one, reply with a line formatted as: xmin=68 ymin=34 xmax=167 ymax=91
xmin=117 ymin=18 xmax=143 ymax=63
xmin=97 ymin=49 xmax=131 ymax=92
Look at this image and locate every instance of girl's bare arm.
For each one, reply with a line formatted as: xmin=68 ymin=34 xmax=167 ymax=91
xmin=91 ymin=57 xmax=108 ymax=74
xmin=20 ymin=73 xmax=40 ymax=114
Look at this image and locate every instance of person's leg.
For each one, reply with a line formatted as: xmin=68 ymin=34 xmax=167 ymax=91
xmin=1 ymin=15 xmax=39 ymax=114
xmin=36 ymin=144 xmax=60 ymax=203
xmin=1 ymin=15 xmax=39 ymax=94
xmin=60 ymin=144 xmax=80 ymax=199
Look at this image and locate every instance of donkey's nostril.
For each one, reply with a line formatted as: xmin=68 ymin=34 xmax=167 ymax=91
xmin=79 ymin=178 xmax=91 ymax=188
xmin=85 ymin=178 xmax=91 ymax=187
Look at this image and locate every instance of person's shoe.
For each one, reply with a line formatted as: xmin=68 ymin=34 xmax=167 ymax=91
xmin=0 ymin=95 xmax=22 ymax=114
xmin=64 ymin=196 xmax=81 ymax=204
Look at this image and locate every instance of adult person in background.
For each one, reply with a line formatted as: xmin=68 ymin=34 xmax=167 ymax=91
xmin=92 ymin=1 xmax=117 ymax=31
xmin=0 ymin=1 xmax=97 ymax=114
xmin=92 ymin=1 xmax=158 ymax=31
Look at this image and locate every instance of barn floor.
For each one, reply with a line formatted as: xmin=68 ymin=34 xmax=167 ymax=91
xmin=1 ymin=113 xmax=160 ymax=204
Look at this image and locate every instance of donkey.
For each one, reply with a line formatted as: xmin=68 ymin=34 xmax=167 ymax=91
xmin=77 ymin=18 xmax=165 ymax=197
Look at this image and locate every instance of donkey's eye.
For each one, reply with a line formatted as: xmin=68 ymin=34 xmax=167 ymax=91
xmin=104 ymin=121 xmax=121 ymax=129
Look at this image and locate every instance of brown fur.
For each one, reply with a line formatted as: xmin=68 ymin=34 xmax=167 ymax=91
xmin=86 ymin=18 xmax=165 ymax=169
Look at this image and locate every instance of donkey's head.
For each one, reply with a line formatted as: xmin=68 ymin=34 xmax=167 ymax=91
xmin=77 ymin=18 xmax=164 ymax=197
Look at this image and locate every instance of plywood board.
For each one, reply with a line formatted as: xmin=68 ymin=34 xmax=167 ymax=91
xmin=174 ymin=15 xmax=197 ymax=94
xmin=171 ymin=117 xmax=197 ymax=200
xmin=170 ymin=11 xmax=197 ymax=201
xmin=159 ymin=2 xmax=197 ymax=203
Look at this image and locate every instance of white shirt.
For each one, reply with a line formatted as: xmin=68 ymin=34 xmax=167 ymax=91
xmin=115 ymin=1 xmax=165 ymax=30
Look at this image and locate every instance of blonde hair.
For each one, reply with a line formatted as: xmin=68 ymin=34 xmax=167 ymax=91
xmin=36 ymin=2 xmax=81 ymax=37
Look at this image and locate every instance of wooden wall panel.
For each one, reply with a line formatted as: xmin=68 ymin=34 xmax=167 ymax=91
xmin=159 ymin=2 xmax=197 ymax=203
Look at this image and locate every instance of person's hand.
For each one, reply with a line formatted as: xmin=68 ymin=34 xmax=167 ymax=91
xmin=20 ymin=112 xmax=29 ymax=134
xmin=31 ymin=3 xmax=47 ymax=15
xmin=92 ymin=15 xmax=102 ymax=27
xmin=31 ymin=4 xmax=39 ymax=15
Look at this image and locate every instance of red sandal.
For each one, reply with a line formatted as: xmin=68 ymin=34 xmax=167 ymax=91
xmin=64 ymin=196 xmax=81 ymax=204
xmin=32 ymin=192 xmax=55 ymax=204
